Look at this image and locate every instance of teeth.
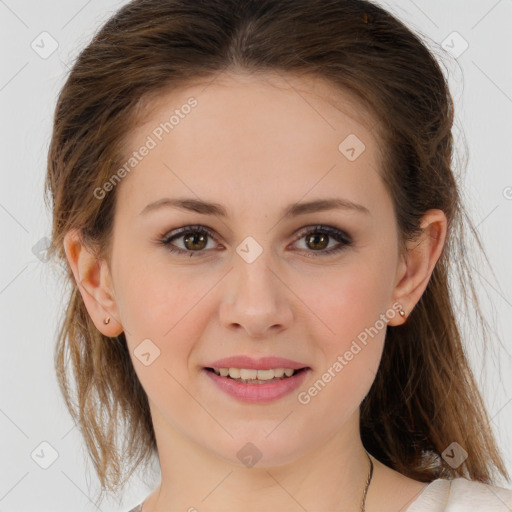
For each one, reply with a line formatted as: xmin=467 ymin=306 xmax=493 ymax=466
xmin=228 ymin=368 xmax=241 ymax=379
xmin=212 ymin=367 xmax=299 ymax=380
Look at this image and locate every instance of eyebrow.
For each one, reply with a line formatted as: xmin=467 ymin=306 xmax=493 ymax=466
xmin=139 ymin=197 xmax=371 ymax=218
xmin=139 ymin=197 xmax=371 ymax=219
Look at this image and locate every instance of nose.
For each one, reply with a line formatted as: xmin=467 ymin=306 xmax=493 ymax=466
xmin=218 ymin=245 xmax=294 ymax=339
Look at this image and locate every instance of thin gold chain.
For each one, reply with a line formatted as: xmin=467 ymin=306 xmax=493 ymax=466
xmin=361 ymin=452 xmax=374 ymax=511
xmin=140 ymin=452 xmax=375 ymax=512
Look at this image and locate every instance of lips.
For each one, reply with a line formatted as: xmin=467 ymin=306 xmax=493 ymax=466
xmin=205 ymin=355 xmax=309 ymax=371
xmin=203 ymin=366 xmax=310 ymax=403
xmin=202 ymin=355 xmax=311 ymax=403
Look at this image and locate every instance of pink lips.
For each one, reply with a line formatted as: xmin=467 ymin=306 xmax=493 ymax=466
xmin=206 ymin=355 xmax=309 ymax=371
xmin=203 ymin=355 xmax=310 ymax=403
xmin=204 ymin=368 xmax=309 ymax=403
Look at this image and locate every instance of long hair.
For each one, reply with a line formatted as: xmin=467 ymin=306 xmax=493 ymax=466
xmin=44 ymin=0 xmax=509 ymax=502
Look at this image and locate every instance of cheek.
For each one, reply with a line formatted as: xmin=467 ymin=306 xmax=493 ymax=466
xmin=294 ymin=259 xmax=393 ymax=347
xmin=297 ymin=272 xmax=388 ymax=420
xmin=114 ymin=247 xmax=205 ymax=334
xmin=291 ymin=257 xmax=393 ymax=406
xmin=115 ymin=259 xmax=221 ymax=378
xmin=117 ymin=267 xmax=209 ymax=413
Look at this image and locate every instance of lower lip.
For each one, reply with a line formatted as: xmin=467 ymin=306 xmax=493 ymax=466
xmin=203 ymin=368 xmax=310 ymax=403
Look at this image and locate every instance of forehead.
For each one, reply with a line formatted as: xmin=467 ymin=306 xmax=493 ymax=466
xmin=115 ymin=71 xmax=388 ymax=220
xmin=131 ymin=70 xmax=379 ymax=146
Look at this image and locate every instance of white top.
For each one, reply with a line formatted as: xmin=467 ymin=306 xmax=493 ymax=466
xmin=128 ymin=477 xmax=512 ymax=512
xmin=405 ymin=477 xmax=512 ymax=511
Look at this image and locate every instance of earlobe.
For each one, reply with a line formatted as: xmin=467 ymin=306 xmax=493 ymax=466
xmin=388 ymin=209 xmax=448 ymax=326
xmin=63 ymin=229 xmax=124 ymax=337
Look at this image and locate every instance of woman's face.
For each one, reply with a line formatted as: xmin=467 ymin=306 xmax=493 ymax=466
xmin=107 ymin=71 xmax=406 ymax=466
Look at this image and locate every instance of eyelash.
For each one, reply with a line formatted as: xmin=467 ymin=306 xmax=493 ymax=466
xmin=158 ymin=224 xmax=353 ymax=258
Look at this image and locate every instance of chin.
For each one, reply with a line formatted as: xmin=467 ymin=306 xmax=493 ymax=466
xmin=210 ymin=432 xmax=310 ymax=469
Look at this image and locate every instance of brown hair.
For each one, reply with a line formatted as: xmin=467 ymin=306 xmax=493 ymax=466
xmin=44 ymin=0 xmax=510 ymax=502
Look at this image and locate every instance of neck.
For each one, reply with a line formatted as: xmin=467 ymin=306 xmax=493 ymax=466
xmin=145 ymin=405 xmax=374 ymax=512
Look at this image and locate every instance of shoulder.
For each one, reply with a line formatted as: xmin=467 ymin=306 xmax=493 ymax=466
xmin=449 ymin=478 xmax=512 ymax=509
xmin=407 ymin=477 xmax=512 ymax=511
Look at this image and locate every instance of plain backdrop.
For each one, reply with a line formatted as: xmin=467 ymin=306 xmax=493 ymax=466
xmin=1 ymin=1 xmax=511 ymax=511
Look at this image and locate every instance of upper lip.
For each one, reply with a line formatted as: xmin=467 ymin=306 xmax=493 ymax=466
xmin=205 ymin=356 xmax=309 ymax=370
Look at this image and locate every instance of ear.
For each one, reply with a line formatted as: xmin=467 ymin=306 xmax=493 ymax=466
xmin=387 ymin=209 xmax=448 ymax=326
xmin=63 ymin=228 xmax=124 ymax=337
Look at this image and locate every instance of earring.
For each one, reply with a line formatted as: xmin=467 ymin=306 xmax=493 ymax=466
xmin=399 ymin=308 xmax=406 ymax=319
xmin=104 ymin=317 xmax=111 ymax=325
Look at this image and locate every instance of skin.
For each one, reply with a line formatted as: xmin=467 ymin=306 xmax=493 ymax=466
xmin=64 ymin=71 xmax=447 ymax=511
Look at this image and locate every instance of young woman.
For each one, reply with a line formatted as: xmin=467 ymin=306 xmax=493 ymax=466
xmin=45 ymin=0 xmax=512 ymax=510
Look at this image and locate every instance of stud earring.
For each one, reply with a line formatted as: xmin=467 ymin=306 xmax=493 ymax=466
xmin=399 ymin=308 xmax=406 ymax=319
xmin=104 ymin=317 xmax=111 ymax=325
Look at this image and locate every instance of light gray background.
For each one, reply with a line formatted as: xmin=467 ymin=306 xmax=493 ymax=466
xmin=1 ymin=1 xmax=511 ymax=511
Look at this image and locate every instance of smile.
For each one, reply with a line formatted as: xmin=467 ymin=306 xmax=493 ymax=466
xmin=203 ymin=367 xmax=309 ymax=402
xmin=210 ymin=367 xmax=298 ymax=382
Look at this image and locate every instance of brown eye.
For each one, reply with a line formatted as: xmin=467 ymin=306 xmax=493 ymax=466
xmin=182 ymin=232 xmax=208 ymax=251
xmin=294 ymin=225 xmax=353 ymax=257
xmin=159 ymin=224 xmax=352 ymax=258
xmin=305 ymin=232 xmax=330 ymax=251
xmin=160 ymin=225 xmax=217 ymax=256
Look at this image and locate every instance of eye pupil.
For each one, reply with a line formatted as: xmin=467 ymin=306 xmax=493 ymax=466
xmin=306 ymin=233 xmax=329 ymax=250
xmin=184 ymin=232 xmax=208 ymax=250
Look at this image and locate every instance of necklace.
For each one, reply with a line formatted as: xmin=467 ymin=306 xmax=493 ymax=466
xmin=360 ymin=451 xmax=374 ymax=511
xmin=140 ymin=452 xmax=374 ymax=512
